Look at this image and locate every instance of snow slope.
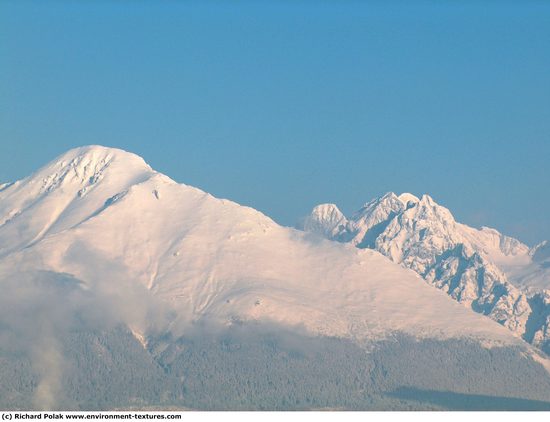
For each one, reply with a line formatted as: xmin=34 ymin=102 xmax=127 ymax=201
xmin=302 ymin=192 xmax=550 ymax=353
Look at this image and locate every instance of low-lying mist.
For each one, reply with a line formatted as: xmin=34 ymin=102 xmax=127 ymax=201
xmin=0 ymin=258 xmax=171 ymax=410
xmin=2 ymin=266 xmax=550 ymax=410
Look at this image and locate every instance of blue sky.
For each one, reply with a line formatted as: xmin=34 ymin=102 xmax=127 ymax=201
xmin=1 ymin=0 xmax=549 ymax=245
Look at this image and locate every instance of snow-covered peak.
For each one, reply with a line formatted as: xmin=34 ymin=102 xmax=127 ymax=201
xmin=302 ymin=192 xmax=548 ymax=349
xmin=301 ymin=203 xmax=348 ymax=238
xmin=308 ymin=203 xmax=346 ymax=224
xmin=32 ymin=145 xmax=155 ymax=192
xmin=398 ymin=192 xmax=419 ymax=207
xmin=0 ymin=146 xmax=170 ymax=257
xmin=418 ymin=193 xmax=439 ymax=207
xmin=54 ymin=144 xmax=150 ymax=168
xmin=475 ymin=226 xmax=530 ymax=257
xmin=374 ymin=194 xmax=462 ymax=267
xmin=358 ymin=192 xmax=401 ymax=210
xmin=405 ymin=194 xmax=454 ymax=221
xmin=303 ymin=192 xmax=460 ymax=251
xmin=349 ymin=192 xmax=404 ymax=243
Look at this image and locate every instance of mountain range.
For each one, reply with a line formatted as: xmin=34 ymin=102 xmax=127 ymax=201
xmin=1 ymin=146 xmax=549 ymax=410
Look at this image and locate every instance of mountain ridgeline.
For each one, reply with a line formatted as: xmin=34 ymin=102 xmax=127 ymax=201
xmin=301 ymin=193 xmax=550 ymax=354
xmin=1 ymin=146 xmax=550 ymax=410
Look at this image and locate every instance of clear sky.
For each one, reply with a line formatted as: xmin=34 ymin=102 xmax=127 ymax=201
xmin=1 ymin=1 xmax=549 ymax=245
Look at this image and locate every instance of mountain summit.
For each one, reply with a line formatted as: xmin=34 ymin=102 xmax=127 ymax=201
xmin=0 ymin=146 xmax=166 ymax=256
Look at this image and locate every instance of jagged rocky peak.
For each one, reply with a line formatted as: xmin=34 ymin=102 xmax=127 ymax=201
xmin=387 ymin=196 xmax=459 ymax=250
xmin=302 ymin=191 xmax=457 ymax=246
xmin=310 ymin=203 xmax=346 ymax=223
xmin=301 ymin=191 xmax=550 ymax=352
xmin=413 ymin=194 xmax=455 ymax=219
xmin=478 ymin=226 xmax=530 ymax=257
xmin=374 ymin=199 xmax=463 ymax=272
xmin=350 ymin=192 xmax=404 ymax=231
xmin=354 ymin=192 xmax=424 ymax=225
xmin=301 ymin=203 xmax=348 ymax=238
xmin=357 ymin=192 xmax=403 ymax=212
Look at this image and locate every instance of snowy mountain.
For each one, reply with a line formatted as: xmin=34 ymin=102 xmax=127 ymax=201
xmin=1 ymin=147 xmax=517 ymax=342
xmin=302 ymin=192 xmax=550 ymax=354
xmin=1 ymin=147 xmax=550 ymax=410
